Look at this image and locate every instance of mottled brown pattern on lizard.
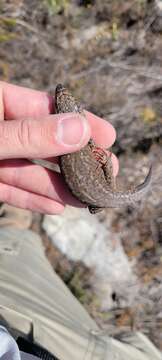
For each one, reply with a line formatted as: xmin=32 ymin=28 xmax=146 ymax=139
xmin=56 ymin=84 xmax=152 ymax=214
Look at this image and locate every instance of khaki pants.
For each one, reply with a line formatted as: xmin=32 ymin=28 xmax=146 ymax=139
xmin=0 ymin=226 xmax=161 ymax=360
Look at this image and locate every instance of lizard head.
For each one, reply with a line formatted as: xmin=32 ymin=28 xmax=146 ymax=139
xmin=55 ymin=84 xmax=83 ymax=114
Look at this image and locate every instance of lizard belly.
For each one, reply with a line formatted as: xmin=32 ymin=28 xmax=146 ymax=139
xmin=60 ymin=147 xmax=152 ymax=209
xmin=59 ymin=145 xmax=109 ymax=206
xmin=56 ymin=84 xmax=152 ymax=211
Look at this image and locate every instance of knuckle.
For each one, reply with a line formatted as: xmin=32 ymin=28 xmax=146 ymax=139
xmin=17 ymin=119 xmax=31 ymax=148
xmin=0 ymin=121 xmax=7 ymax=141
xmin=17 ymin=119 xmax=53 ymax=155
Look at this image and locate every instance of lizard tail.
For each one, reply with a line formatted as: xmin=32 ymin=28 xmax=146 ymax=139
xmin=107 ymin=166 xmax=152 ymax=207
xmin=98 ymin=166 xmax=153 ymax=209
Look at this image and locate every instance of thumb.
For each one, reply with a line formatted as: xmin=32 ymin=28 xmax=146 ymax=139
xmin=0 ymin=113 xmax=91 ymax=159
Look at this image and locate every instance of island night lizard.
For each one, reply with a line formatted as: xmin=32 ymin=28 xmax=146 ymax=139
xmin=55 ymin=84 xmax=152 ymax=214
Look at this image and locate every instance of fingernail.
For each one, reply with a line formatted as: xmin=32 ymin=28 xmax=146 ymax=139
xmin=56 ymin=113 xmax=89 ymax=146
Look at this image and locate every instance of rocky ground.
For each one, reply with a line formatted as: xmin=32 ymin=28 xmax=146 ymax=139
xmin=0 ymin=0 xmax=162 ymax=350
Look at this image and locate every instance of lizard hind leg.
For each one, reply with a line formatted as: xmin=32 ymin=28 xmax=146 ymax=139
xmin=103 ymin=152 xmax=116 ymax=191
xmin=88 ymin=205 xmax=104 ymax=214
xmin=92 ymin=146 xmax=116 ymax=191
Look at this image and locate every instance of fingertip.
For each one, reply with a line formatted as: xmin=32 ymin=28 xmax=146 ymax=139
xmin=85 ymin=110 xmax=116 ymax=147
xmin=46 ymin=202 xmax=65 ymax=215
xmin=111 ymin=152 xmax=119 ymax=177
xmin=109 ymin=125 xmax=116 ymax=146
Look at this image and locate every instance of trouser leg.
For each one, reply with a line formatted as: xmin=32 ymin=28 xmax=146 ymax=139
xmin=0 ymin=226 xmax=161 ymax=360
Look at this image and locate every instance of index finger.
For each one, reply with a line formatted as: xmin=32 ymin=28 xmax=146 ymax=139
xmin=0 ymin=81 xmax=54 ymax=120
xmin=0 ymin=81 xmax=116 ymax=148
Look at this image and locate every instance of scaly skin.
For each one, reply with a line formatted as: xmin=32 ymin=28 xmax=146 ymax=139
xmin=56 ymin=84 xmax=152 ymax=214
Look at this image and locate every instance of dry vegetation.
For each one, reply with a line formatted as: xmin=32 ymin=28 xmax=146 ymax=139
xmin=0 ymin=0 xmax=162 ymax=350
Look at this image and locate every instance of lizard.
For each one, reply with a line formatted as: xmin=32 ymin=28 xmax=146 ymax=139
xmin=55 ymin=84 xmax=152 ymax=214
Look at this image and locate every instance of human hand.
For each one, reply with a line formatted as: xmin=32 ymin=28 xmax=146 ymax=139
xmin=0 ymin=82 xmax=118 ymax=214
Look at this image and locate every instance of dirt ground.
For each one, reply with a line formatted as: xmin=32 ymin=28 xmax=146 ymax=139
xmin=0 ymin=0 xmax=162 ymax=350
